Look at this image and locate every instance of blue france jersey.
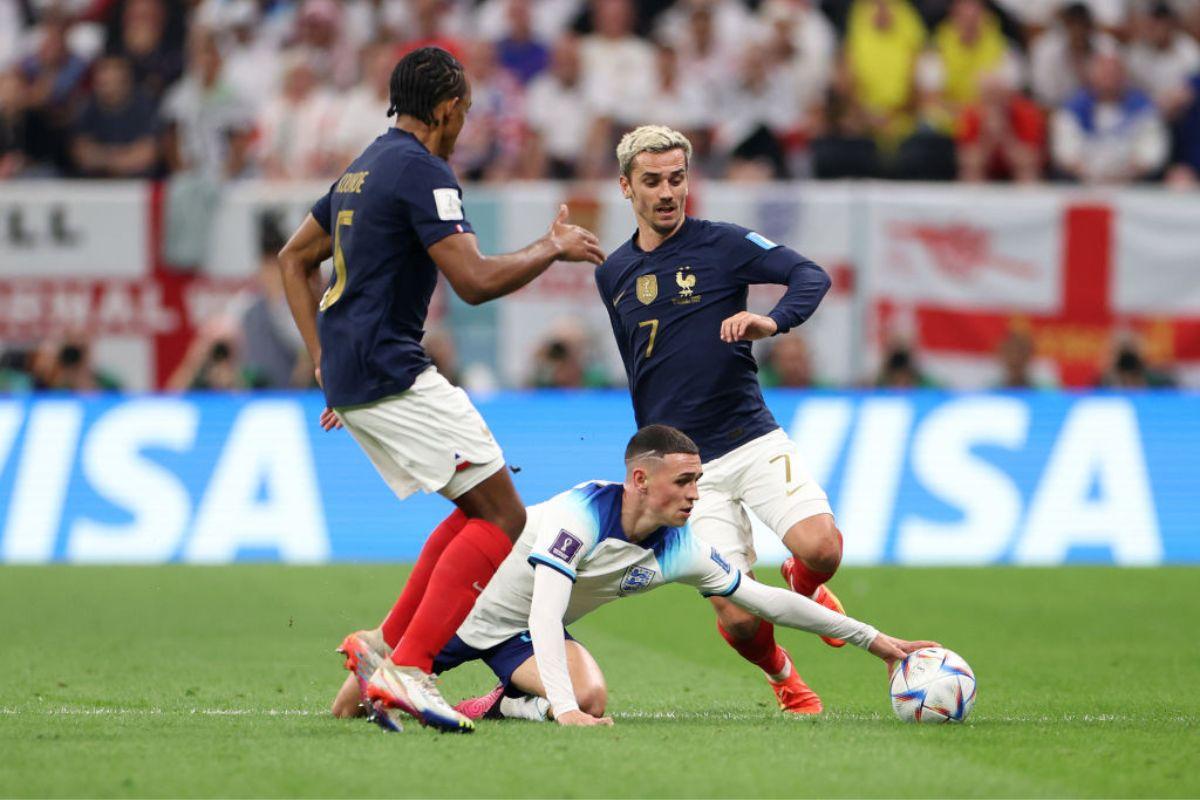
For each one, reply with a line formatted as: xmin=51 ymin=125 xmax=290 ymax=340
xmin=595 ymin=218 xmax=831 ymax=462
xmin=456 ymin=481 xmax=741 ymax=649
xmin=310 ymin=129 xmax=473 ymax=408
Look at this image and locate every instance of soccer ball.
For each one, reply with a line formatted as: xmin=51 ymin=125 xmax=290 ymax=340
xmin=889 ymin=647 xmax=976 ymax=724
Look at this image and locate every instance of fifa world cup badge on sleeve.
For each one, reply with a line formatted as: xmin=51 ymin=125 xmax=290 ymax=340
xmin=550 ymin=530 xmax=583 ymax=562
xmin=433 ymin=188 xmax=464 ymax=220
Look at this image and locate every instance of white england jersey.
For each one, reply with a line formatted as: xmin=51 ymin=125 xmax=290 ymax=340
xmin=457 ymin=481 xmax=741 ymax=649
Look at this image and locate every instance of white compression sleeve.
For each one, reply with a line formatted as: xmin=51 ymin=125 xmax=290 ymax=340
xmin=528 ymin=565 xmax=579 ymax=718
xmin=729 ymin=577 xmax=878 ymax=650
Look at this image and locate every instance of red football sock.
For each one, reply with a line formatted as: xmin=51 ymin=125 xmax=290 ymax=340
xmin=788 ymin=531 xmax=843 ymax=597
xmin=788 ymin=560 xmax=837 ymax=598
xmin=718 ymin=619 xmax=788 ymax=678
xmin=379 ymin=509 xmax=468 ymax=648
xmin=391 ymin=518 xmax=513 ymax=672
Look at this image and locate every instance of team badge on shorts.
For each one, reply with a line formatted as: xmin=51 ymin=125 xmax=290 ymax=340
xmin=636 ymin=274 xmax=658 ymax=304
xmin=550 ymin=530 xmax=583 ymax=562
xmin=620 ymin=565 xmax=656 ymax=593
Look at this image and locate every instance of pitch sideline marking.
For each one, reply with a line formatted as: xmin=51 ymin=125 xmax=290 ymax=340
xmin=0 ymin=706 xmax=1193 ymax=725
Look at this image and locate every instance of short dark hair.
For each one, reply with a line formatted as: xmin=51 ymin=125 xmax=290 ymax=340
xmin=624 ymin=425 xmax=699 ymax=464
xmin=387 ymin=47 xmax=468 ymax=124
xmin=1062 ymin=2 xmax=1092 ymax=25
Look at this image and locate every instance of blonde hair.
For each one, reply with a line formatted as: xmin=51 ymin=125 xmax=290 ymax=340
xmin=616 ymin=125 xmax=692 ymax=178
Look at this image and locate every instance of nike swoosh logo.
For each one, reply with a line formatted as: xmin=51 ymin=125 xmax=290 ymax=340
xmin=613 ymin=288 xmax=627 ymax=306
xmin=472 ymin=582 xmax=485 ymax=593
xmin=786 ymin=485 xmax=804 ymax=496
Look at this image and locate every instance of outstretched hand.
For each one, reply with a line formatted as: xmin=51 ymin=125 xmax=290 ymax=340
xmin=547 ymin=204 xmax=606 ymax=265
xmin=556 ymin=709 xmax=614 ymax=727
xmin=868 ymin=634 xmax=942 ymax=671
xmin=720 ymin=311 xmax=778 ymax=342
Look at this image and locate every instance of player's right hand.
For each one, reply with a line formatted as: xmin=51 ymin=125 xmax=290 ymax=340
xmin=319 ymin=407 xmax=343 ymax=431
xmin=548 ymin=204 xmax=606 ymax=265
xmin=555 ymin=709 xmax=614 ymax=727
xmin=867 ymin=633 xmax=941 ymax=669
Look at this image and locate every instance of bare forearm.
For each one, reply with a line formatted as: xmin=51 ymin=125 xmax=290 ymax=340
xmin=465 ymin=236 xmax=560 ymax=304
xmin=280 ymin=259 xmax=322 ymax=364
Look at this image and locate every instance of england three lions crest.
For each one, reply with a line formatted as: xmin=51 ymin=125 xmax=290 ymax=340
xmin=636 ymin=274 xmax=658 ymax=304
xmin=620 ymin=565 xmax=656 ymax=594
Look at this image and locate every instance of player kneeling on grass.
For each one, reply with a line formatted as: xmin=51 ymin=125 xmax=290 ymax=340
xmin=333 ymin=425 xmax=937 ymax=726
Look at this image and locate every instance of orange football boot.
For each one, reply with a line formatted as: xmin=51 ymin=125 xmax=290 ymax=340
xmin=768 ymin=655 xmax=823 ymax=714
xmin=781 ymin=558 xmax=847 ymax=648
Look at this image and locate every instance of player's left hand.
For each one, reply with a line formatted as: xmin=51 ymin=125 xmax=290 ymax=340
xmin=720 ymin=312 xmax=778 ymax=342
xmin=867 ymin=634 xmax=942 ymax=669
xmin=319 ymin=407 xmax=343 ymax=431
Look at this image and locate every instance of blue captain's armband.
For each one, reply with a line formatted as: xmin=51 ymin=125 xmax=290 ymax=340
xmin=745 ymin=231 xmax=778 ymax=250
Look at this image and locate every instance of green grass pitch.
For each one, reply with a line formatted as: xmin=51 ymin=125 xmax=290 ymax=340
xmin=1 ymin=566 xmax=1197 ymax=798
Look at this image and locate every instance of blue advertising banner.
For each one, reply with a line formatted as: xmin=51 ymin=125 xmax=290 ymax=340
xmin=0 ymin=391 xmax=1196 ymax=564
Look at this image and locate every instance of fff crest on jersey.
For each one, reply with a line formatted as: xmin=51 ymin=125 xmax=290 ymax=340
xmin=620 ymin=565 xmax=656 ymax=593
xmin=675 ymin=266 xmax=696 ymax=296
xmin=636 ymin=274 xmax=658 ymax=304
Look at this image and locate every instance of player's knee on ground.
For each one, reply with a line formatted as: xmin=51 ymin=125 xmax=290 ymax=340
xmin=576 ymin=683 xmax=607 ymax=717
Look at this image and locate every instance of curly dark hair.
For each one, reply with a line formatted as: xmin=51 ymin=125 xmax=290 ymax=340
xmin=387 ymin=46 xmax=468 ymax=125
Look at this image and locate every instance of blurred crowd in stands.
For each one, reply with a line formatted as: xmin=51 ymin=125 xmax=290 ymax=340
xmin=0 ymin=0 xmax=1191 ymax=394
xmin=2 ymin=0 xmax=1200 ymax=186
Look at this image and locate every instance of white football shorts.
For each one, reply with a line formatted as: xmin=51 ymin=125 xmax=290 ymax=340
xmin=690 ymin=428 xmax=833 ymax=573
xmin=335 ymin=366 xmax=505 ymax=501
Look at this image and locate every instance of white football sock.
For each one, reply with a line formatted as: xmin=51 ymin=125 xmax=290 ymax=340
xmin=498 ymin=695 xmax=551 ymax=722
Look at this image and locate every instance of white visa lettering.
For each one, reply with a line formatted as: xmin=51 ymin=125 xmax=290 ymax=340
xmin=838 ymin=398 xmax=913 ymax=565
xmin=1 ymin=401 xmax=82 ymax=562
xmin=185 ymin=401 xmax=329 ymax=563
xmin=897 ymin=397 xmax=1027 ymax=564
xmin=66 ymin=400 xmax=198 ymax=563
xmin=1016 ymin=398 xmax=1162 ymax=565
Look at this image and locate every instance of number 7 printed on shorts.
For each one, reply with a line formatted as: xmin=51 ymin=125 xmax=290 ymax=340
xmin=770 ymin=453 xmax=802 ymax=496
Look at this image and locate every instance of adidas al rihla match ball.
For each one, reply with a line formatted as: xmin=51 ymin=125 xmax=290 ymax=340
xmin=890 ymin=647 xmax=976 ymax=723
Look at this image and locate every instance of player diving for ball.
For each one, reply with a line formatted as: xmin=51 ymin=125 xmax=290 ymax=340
xmin=594 ymin=125 xmax=849 ymax=714
xmin=331 ymin=425 xmax=937 ymax=726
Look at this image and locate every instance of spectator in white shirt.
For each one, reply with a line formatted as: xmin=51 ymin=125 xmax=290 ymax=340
xmin=632 ymin=41 xmax=712 ymax=139
xmin=330 ymin=41 xmax=395 ymax=171
xmin=1030 ymin=2 xmax=1119 ymax=108
xmin=1127 ymin=2 xmax=1200 ymax=116
xmin=160 ymin=27 xmax=254 ymax=178
xmin=715 ymin=43 xmax=800 ymax=179
xmin=253 ymin=49 xmax=337 ymax=179
xmin=1052 ymin=50 xmax=1169 ymax=183
xmin=760 ymin=0 xmax=836 ymax=134
xmin=522 ymin=34 xmax=595 ymax=178
xmin=203 ymin=0 xmax=281 ymax=105
xmin=580 ymin=0 xmax=655 ymax=126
